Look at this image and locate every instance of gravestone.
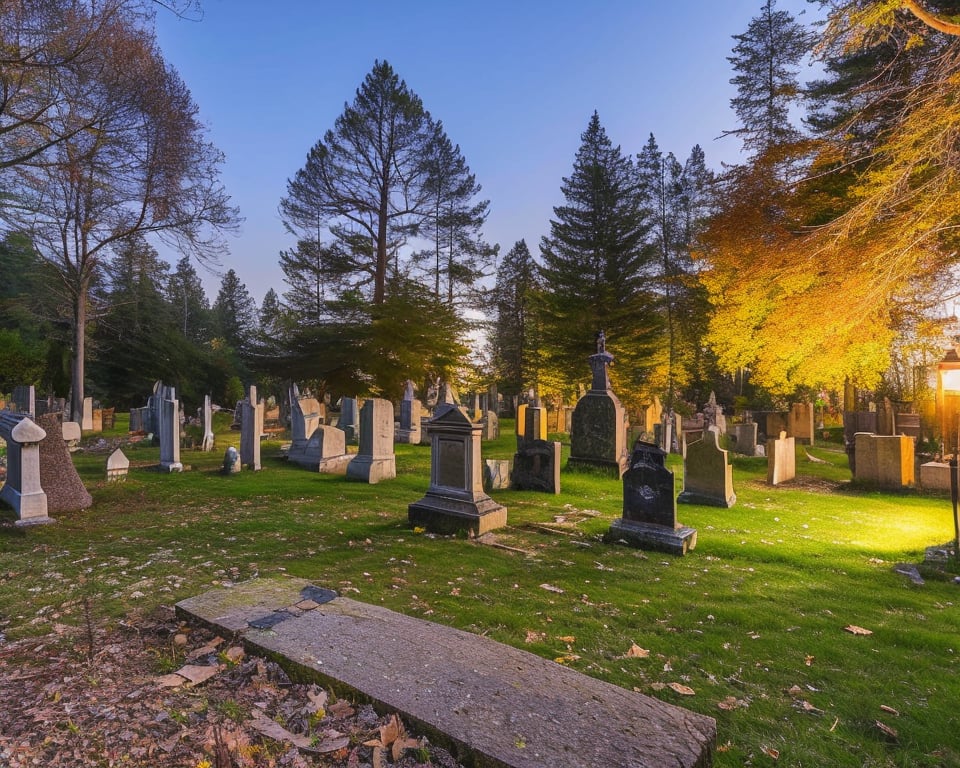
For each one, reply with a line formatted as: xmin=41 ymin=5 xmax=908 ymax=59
xmin=766 ymin=431 xmax=796 ymax=485
xmin=158 ymin=391 xmax=183 ymax=473
xmin=0 ymin=412 xmax=49 ymax=524
xmin=396 ymin=381 xmax=422 ymax=444
xmin=222 ymin=446 xmax=241 ymax=474
xmin=516 ymin=403 xmax=528 ymax=444
xmin=289 ymin=425 xmax=352 ymax=474
xmin=11 ymin=385 xmax=35 ymax=417
xmin=101 ymin=407 xmax=115 ymax=431
xmin=920 ymin=461 xmax=950 ymax=491
xmin=876 ymin=397 xmax=895 ymax=436
xmin=91 ymin=408 xmax=103 ymax=433
xmin=201 ymin=394 xmax=215 ymax=452
xmin=607 ymin=441 xmax=697 ymax=555
xmin=340 ymin=397 xmax=359 ymax=444
xmin=346 ymin=398 xmax=396 ymax=484
xmin=37 ymin=413 xmax=92 ymax=513
xmin=61 ymin=421 xmax=81 ymax=446
xmin=568 ymin=331 xmax=628 ymax=476
xmin=483 ymin=459 xmax=512 ymax=491
xmin=854 ymin=433 xmax=915 ymax=489
xmin=511 ymin=406 xmax=561 ymax=494
xmin=788 ymin=402 xmax=815 ymax=445
xmin=702 ymin=391 xmax=725 ymax=434
xmin=481 ymin=410 xmax=499 ymax=441
xmin=843 ymin=411 xmax=878 ymax=472
xmin=678 ymin=429 xmax=735 ymax=508
xmin=288 ymin=384 xmax=324 ymax=460
xmin=409 ymin=403 xmax=507 ymax=535
xmin=728 ymin=422 xmax=758 ymax=456
xmin=81 ymin=396 xmax=94 ymax=431
xmin=240 ymin=385 xmax=264 ymax=471
xmin=106 ymin=448 xmax=129 ymax=482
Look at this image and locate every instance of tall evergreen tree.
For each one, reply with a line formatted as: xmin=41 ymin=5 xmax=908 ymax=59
xmin=166 ymin=255 xmax=212 ymax=343
xmin=412 ymin=126 xmax=494 ymax=307
xmin=278 ymin=239 xmax=351 ymax=325
xmin=280 ymin=60 xmax=435 ymax=304
xmin=490 ymin=239 xmax=541 ymax=397
xmin=537 ymin=112 xmax=659 ymax=404
xmin=212 ymin=269 xmax=257 ymax=354
xmin=726 ymin=0 xmax=815 ymax=161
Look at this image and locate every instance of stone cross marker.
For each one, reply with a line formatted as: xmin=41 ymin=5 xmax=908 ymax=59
xmin=409 ymin=403 xmax=506 ymax=535
xmin=607 ymin=440 xmax=697 ymax=555
xmin=0 ymin=412 xmax=49 ymax=525
xmin=346 ymin=398 xmax=396 ymax=483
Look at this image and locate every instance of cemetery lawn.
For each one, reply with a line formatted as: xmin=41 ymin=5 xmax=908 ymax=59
xmin=2 ymin=417 xmax=960 ymax=767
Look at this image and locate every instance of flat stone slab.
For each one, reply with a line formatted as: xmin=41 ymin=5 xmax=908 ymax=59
xmin=177 ymin=577 xmax=715 ymax=768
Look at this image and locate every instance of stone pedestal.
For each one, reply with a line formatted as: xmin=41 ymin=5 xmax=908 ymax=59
xmin=346 ymin=399 xmax=396 ymax=483
xmin=0 ymin=412 xmax=50 ymax=524
xmin=409 ymin=404 xmax=506 ymax=535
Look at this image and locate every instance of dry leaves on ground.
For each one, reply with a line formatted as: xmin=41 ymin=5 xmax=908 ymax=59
xmin=0 ymin=607 xmax=464 ymax=768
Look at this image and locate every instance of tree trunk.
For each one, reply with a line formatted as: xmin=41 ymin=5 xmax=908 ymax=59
xmin=71 ymin=284 xmax=88 ymax=424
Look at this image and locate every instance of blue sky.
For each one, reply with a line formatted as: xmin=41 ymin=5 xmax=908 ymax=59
xmin=154 ymin=0 xmax=819 ymax=305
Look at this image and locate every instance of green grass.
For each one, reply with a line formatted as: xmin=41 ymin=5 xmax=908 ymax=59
xmin=3 ymin=415 xmax=960 ymax=766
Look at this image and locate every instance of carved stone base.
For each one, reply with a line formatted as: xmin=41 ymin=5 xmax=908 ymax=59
xmin=605 ymin=518 xmax=698 ymax=556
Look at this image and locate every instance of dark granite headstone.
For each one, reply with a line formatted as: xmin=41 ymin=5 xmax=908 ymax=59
xmin=606 ymin=441 xmax=696 ymax=555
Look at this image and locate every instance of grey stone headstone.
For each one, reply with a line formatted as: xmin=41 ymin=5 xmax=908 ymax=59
xmin=106 ymin=448 xmax=130 ymax=482
xmin=159 ymin=396 xmax=183 ymax=473
xmin=201 ymin=394 xmax=215 ymax=452
xmin=767 ymin=431 xmax=795 ymax=485
xmin=240 ymin=386 xmax=263 ymax=471
xmin=0 ymin=412 xmax=49 ymax=524
xmin=678 ymin=429 xmax=735 ymax=508
xmin=346 ymin=398 xmax=396 ymax=483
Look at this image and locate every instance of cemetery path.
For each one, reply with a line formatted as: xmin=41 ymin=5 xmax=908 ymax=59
xmin=0 ymin=606 xmax=464 ymax=768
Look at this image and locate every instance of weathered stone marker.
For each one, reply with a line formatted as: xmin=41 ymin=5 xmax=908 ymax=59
xmin=409 ymin=403 xmax=506 ymax=535
xmin=608 ymin=440 xmax=697 ymax=555
xmin=177 ymin=578 xmax=716 ymax=768
xmin=346 ymin=398 xmax=396 ymax=483
xmin=0 ymin=412 xmax=49 ymax=524
xmin=678 ymin=429 xmax=735 ymax=508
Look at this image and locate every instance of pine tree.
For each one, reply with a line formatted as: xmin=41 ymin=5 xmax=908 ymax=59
xmin=278 ymin=239 xmax=353 ymax=325
xmin=537 ymin=112 xmax=659 ymax=404
xmin=212 ymin=269 xmax=258 ymax=354
xmin=166 ymin=256 xmax=212 ymax=343
xmin=726 ymin=0 xmax=815 ymax=161
xmin=412 ymin=126 xmax=494 ymax=306
xmin=490 ymin=240 xmax=541 ymax=397
xmin=280 ymin=60 xmax=435 ymax=304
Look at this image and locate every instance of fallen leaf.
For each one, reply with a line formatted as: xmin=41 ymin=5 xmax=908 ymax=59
xmin=557 ymin=635 xmax=576 ymax=643
xmin=717 ymin=696 xmax=740 ymax=711
xmin=844 ymin=625 xmax=873 ymax=636
xmin=175 ymin=664 xmax=222 ymax=686
xmin=540 ymin=583 xmax=564 ymax=593
xmin=880 ymin=705 xmax=899 ymax=716
xmin=804 ymin=655 xmax=814 ymax=666
xmin=247 ymin=711 xmax=313 ymax=748
xmin=155 ymin=673 xmax=187 ymax=688
xmin=524 ymin=630 xmax=546 ymax=644
xmin=623 ymin=643 xmax=650 ymax=658
xmin=761 ymin=746 xmax=780 ymax=759
xmin=328 ymin=699 xmax=354 ymax=718
xmin=875 ymin=720 xmax=898 ymax=740
xmin=668 ymin=682 xmax=695 ymax=696
xmin=787 ymin=685 xmax=804 ymax=698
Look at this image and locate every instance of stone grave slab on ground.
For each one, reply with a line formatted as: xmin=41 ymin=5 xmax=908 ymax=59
xmin=678 ymin=429 xmax=735 ymax=508
xmin=0 ymin=411 xmax=49 ymax=524
xmin=409 ymin=404 xmax=506 ymax=535
xmin=177 ymin=577 xmax=715 ymax=768
xmin=607 ymin=441 xmax=697 ymax=555
xmin=37 ymin=413 xmax=93 ymax=513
